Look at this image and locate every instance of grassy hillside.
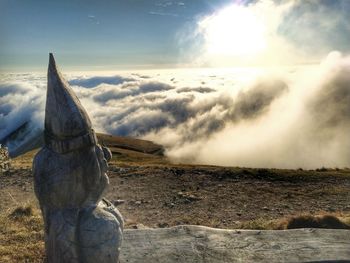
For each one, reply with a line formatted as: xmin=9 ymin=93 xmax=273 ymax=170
xmin=1 ymin=134 xmax=350 ymax=262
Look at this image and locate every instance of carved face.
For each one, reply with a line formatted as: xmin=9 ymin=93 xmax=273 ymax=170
xmin=33 ymin=144 xmax=113 ymax=208
xmin=81 ymin=144 xmax=113 ymax=204
xmin=93 ymin=145 xmax=112 ymax=178
xmin=95 ymin=145 xmax=108 ymax=174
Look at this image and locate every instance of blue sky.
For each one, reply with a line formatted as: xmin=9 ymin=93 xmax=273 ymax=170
xmin=0 ymin=0 xmax=232 ymax=70
xmin=0 ymin=0 xmax=349 ymax=71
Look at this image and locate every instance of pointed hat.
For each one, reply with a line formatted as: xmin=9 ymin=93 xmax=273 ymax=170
xmin=44 ymin=53 xmax=97 ymax=153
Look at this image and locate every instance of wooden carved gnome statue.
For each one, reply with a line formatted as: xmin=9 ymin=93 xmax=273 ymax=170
xmin=33 ymin=54 xmax=123 ymax=263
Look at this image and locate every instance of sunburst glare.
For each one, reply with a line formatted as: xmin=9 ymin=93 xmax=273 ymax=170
xmin=199 ymin=4 xmax=267 ymax=57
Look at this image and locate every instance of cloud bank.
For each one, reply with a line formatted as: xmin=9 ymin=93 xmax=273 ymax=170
xmin=1 ymin=52 xmax=350 ymax=168
xmin=178 ymin=0 xmax=350 ymax=67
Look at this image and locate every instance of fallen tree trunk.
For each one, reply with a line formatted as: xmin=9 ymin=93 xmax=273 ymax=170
xmin=120 ymin=225 xmax=350 ymax=263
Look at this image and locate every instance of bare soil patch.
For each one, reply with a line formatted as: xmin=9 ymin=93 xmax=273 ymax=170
xmin=1 ymin=144 xmax=350 ymax=229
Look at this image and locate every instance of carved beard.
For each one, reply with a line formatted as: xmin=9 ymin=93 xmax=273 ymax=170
xmin=83 ymin=145 xmax=111 ymax=205
xmin=33 ymin=144 xmax=111 ymax=209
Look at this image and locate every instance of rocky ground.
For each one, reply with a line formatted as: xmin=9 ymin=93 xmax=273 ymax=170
xmin=1 ymin=140 xmax=350 ymax=230
xmin=1 ymin=136 xmax=350 ymax=262
xmin=106 ymin=164 xmax=350 ymax=229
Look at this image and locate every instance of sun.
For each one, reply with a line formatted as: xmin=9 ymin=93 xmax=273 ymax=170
xmin=199 ymin=4 xmax=267 ymax=57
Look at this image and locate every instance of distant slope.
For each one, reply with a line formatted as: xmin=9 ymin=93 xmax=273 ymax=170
xmin=3 ymin=127 xmax=165 ymax=159
xmin=97 ymin=133 xmax=164 ymax=156
xmin=12 ymin=132 xmax=166 ymax=169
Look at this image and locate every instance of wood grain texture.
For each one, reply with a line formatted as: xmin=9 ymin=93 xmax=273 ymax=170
xmin=120 ymin=225 xmax=350 ymax=263
xmin=34 ymin=54 xmax=124 ymax=263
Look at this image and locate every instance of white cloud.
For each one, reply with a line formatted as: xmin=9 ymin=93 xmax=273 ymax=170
xmin=178 ymin=0 xmax=350 ymax=67
xmin=1 ymin=53 xmax=350 ymax=168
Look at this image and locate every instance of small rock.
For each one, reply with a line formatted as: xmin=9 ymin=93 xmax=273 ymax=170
xmin=327 ymin=207 xmax=336 ymax=212
xmin=158 ymin=222 xmax=169 ymax=228
xmin=135 ymin=201 xmax=142 ymax=205
xmin=187 ymin=194 xmax=202 ymax=201
xmin=133 ymin=223 xmax=149 ymax=229
xmin=344 ymin=206 xmax=350 ymax=211
xmin=112 ymin=200 xmax=125 ymax=206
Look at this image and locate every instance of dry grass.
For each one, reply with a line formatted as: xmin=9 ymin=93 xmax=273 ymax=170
xmin=11 ymin=133 xmax=169 ymax=169
xmin=3 ymin=134 xmax=350 ymax=261
xmin=97 ymin=133 xmax=164 ymax=155
xmin=1 ymin=202 xmax=350 ymax=262
xmin=109 ymin=147 xmax=169 ymax=166
xmin=237 ymin=212 xmax=350 ymax=230
xmin=0 ymin=204 xmax=45 ymax=263
xmin=285 ymin=214 xmax=350 ymax=229
xmin=310 ymin=185 xmax=349 ymax=196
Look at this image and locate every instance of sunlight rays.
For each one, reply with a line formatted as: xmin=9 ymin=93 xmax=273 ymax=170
xmin=199 ymin=4 xmax=267 ymax=57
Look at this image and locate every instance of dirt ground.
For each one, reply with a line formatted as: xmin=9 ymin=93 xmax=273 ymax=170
xmin=2 ymin=146 xmax=350 ymax=229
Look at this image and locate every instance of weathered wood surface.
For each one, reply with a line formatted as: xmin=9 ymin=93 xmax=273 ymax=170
xmin=120 ymin=225 xmax=350 ymax=263
xmin=33 ymin=54 xmax=124 ymax=263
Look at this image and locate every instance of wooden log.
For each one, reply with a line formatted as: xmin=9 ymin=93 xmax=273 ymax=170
xmin=120 ymin=225 xmax=350 ymax=263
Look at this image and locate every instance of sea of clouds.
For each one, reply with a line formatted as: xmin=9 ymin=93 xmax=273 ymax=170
xmin=1 ymin=52 xmax=350 ymax=169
